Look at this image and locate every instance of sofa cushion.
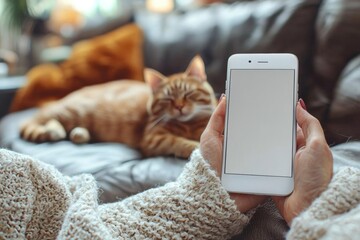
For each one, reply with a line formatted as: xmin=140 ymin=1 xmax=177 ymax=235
xmin=326 ymin=55 xmax=360 ymax=144
xmin=136 ymin=0 xmax=322 ymax=95
xmin=0 ymin=109 xmax=186 ymax=203
xmin=307 ymin=0 xmax=360 ymax=121
xmin=10 ymin=24 xmax=144 ymax=112
xmin=313 ymin=0 xmax=360 ymax=93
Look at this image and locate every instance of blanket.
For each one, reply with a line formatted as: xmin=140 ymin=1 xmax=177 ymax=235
xmin=0 ymin=149 xmax=250 ymax=239
xmin=1 ymin=148 xmax=359 ymax=240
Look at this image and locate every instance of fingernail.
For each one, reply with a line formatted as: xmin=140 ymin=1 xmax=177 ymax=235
xmin=299 ymin=98 xmax=307 ymax=111
xmin=219 ymin=93 xmax=225 ymax=102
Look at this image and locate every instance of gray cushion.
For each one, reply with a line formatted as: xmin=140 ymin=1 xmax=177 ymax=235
xmin=2 ymin=109 xmax=359 ymax=201
xmin=0 ymin=109 xmax=187 ymax=203
xmin=331 ymin=141 xmax=360 ymax=173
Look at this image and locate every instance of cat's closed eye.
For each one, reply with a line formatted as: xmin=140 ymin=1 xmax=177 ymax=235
xmin=158 ymin=97 xmax=174 ymax=103
xmin=184 ymin=91 xmax=194 ymax=98
xmin=184 ymin=91 xmax=209 ymax=104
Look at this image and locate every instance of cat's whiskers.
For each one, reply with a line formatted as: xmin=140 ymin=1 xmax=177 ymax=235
xmin=177 ymin=104 xmax=214 ymax=122
xmin=195 ymin=105 xmax=215 ymax=114
xmin=148 ymin=115 xmax=168 ymax=130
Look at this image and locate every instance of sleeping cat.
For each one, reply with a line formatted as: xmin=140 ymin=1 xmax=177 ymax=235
xmin=20 ymin=56 xmax=217 ymax=158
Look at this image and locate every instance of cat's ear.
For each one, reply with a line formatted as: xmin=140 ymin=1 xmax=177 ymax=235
xmin=144 ymin=68 xmax=166 ymax=92
xmin=185 ymin=55 xmax=207 ymax=82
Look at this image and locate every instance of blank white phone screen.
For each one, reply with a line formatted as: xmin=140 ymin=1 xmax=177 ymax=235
xmin=225 ymin=69 xmax=295 ymax=177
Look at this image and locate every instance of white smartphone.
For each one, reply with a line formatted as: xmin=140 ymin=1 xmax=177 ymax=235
xmin=222 ymin=53 xmax=298 ymax=196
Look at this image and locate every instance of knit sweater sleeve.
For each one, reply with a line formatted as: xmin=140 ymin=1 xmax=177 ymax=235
xmin=0 ymin=149 xmax=72 ymax=239
xmin=287 ymin=167 xmax=360 ymax=239
xmin=98 ymin=149 xmax=253 ymax=239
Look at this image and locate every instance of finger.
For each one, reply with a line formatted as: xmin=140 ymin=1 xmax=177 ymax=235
xmin=272 ymin=196 xmax=286 ymax=221
xmin=296 ymin=124 xmax=305 ymax=149
xmin=296 ymin=102 xmax=326 ymax=143
xmin=230 ymin=193 xmax=268 ymax=213
xmin=204 ymin=95 xmax=226 ymax=135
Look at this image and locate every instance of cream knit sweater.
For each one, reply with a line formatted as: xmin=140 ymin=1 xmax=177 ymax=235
xmin=0 ymin=148 xmax=359 ymax=239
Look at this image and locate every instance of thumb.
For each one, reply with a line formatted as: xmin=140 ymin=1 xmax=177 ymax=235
xmin=296 ymin=101 xmax=325 ymax=143
xmin=205 ymin=95 xmax=226 ymax=135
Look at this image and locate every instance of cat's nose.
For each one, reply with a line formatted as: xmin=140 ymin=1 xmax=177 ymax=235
xmin=174 ymin=101 xmax=185 ymax=111
xmin=175 ymin=104 xmax=184 ymax=109
xmin=174 ymin=104 xmax=184 ymax=111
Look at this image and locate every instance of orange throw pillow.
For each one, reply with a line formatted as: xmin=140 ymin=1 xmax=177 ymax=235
xmin=11 ymin=23 xmax=144 ymax=112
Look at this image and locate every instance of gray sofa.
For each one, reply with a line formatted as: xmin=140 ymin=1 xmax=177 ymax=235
xmin=1 ymin=0 xmax=360 ymax=238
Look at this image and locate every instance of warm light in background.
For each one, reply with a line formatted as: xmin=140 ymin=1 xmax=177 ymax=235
xmin=146 ymin=0 xmax=175 ymax=13
xmin=55 ymin=0 xmax=121 ymax=17
xmin=47 ymin=0 xmax=122 ymax=36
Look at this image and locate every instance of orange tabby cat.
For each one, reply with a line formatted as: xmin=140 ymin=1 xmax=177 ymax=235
xmin=20 ymin=56 xmax=217 ymax=158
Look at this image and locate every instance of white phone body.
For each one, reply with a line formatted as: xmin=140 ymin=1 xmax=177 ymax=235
xmin=222 ymin=53 xmax=298 ymax=196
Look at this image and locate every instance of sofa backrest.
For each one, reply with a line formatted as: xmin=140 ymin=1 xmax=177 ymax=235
xmin=136 ymin=0 xmax=322 ymax=96
xmin=308 ymin=0 xmax=360 ymax=144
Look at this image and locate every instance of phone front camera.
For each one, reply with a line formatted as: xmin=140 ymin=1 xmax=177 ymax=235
xmin=248 ymin=60 xmax=252 ymax=63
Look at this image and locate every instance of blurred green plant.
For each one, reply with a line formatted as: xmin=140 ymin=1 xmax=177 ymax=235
xmin=1 ymin=0 xmax=34 ymax=32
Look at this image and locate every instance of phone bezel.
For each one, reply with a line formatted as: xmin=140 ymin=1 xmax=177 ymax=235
xmin=221 ymin=53 xmax=298 ymax=196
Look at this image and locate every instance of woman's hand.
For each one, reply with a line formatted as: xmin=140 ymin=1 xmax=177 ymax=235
xmin=200 ymin=95 xmax=267 ymax=213
xmin=273 ymin=100 xmax=333 ymax=224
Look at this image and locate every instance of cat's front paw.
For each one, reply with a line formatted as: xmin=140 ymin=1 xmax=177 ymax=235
xmin=20 ymin=119 xmax=66 ymax=142
xmin=69 ymin=127 xmax=90 ymax=144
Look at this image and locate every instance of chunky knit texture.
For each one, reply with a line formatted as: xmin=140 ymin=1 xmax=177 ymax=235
xmin=0 ymin=149 xmax=251 ymax=239
xmin=0 ymin=148 xmax=359 ymax=239
xmin=0 ymin=149 xmax=71 ymax=239
xmin=287 ymin=167 xmax=360 ymax=239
